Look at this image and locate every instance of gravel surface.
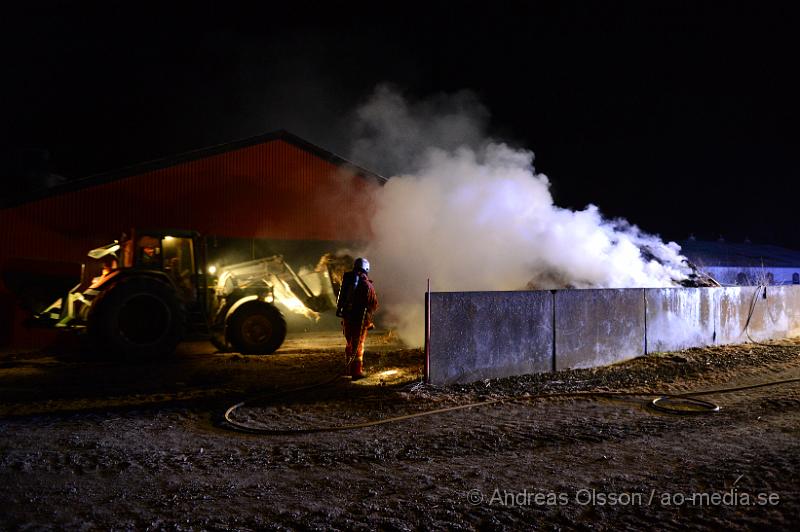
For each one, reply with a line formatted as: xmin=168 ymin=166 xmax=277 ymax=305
xmin=1 ymin=332 xmax=799 ymax=530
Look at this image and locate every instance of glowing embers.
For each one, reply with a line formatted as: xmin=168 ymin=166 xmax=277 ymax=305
xmin=348 ymin=367 xmax=416 ymax=386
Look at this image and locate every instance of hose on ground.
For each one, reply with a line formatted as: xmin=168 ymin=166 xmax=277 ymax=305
xmin=224 ymin=283 xmax=799 ymax=434
xmin=222 ymin=375 xmax=800 ymax=435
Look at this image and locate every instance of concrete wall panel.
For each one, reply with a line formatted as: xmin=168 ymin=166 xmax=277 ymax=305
xmin=555 ymin=289 xmax=645 ymax=370
xmin=645 ymin=288 xmax=717 ymax=352
xmin=787 ymin=285 xmax=800 ymax=336
xmin=715 ymin=287 xmax=754 ymax=345
xmin=741 ymin=285 xmax=800 ymax=341
xmin=428 ymin=291 xmax=553 ymax=384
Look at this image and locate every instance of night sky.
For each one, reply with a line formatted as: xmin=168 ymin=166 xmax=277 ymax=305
xmin=2 ymin=1 xmax=798 ymax=248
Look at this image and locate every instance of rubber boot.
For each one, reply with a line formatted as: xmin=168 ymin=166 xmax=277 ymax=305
xmin=350 ymin=358 xmax=366 ymax=380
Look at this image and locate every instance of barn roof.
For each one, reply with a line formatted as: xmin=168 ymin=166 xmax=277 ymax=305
xmin=1 ymin=130 xmax=386 ymax=208
xmin=678 ymin=239 xmax=800 ymax=268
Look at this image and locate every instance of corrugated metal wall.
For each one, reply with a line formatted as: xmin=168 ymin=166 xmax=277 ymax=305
xmin=0 ymin=138 xmax=380 ymax=346
xmin=1 ymin=139 xmax=378 ymax=262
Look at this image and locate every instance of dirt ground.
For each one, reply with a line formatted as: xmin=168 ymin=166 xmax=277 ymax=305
xmin=1 ymin=331 xmax=799 ymax=531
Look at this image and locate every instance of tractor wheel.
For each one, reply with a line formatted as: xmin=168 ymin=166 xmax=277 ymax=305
xmin=227 ymin=302 xmax=286 ymax=354
xmin=88 ymin=275 xmax=185 ymax=358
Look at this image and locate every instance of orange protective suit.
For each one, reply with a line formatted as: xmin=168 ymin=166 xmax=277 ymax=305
xmin=340 ymin=271 xmax=378 ymax=379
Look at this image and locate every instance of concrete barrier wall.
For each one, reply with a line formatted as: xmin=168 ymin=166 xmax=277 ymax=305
xmin=729 ymin=285 xmax=800 ymax=342
xmin=645 ymin=288 xmax=717 ymax=352
xmin=428 ymin=285 xmax=800 ymax=384
xmin=786 ymin=286 xmax=800 ymax=336
xmin=646 ymin=286 xmax=800 ymax=351
xmin=554 ymin=289 xmax=645 ymax=370
xmin=428 ymin=291 xmax=553 ymax=384
xmin=714 ymin=286 xmax=751 ymax=345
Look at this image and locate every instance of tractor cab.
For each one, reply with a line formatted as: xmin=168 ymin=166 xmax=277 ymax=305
xmin=115 ymin=229 xmax=205 ymax=304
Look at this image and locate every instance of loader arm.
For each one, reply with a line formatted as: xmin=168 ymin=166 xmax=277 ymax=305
xmin=217 ymin=255 xmax=335 ymax=313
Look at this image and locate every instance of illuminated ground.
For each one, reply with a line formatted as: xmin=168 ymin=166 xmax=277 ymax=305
xmin=0 ymin=332 xmax=798 ymax=530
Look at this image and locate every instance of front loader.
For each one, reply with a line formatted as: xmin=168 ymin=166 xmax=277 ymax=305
xmin=37 ymin=229 xmax=341 ymax=357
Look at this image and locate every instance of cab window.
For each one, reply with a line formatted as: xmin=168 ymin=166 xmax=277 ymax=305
xmin=136 ymin=235 xmax=162 ymax=267
xmin=163 ymin=236 xmax=195 ymax=301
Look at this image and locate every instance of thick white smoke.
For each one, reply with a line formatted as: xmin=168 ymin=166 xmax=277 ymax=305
xmin=351 ymin=86 xmax=692 ymax=345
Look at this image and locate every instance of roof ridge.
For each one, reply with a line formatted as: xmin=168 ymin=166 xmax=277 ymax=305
xmin=1 ymin=130 xmax=385 ymax=208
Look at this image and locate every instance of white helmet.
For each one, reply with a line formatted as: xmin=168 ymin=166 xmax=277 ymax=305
xmin=354 ymin=257 xmax=370 ymax=274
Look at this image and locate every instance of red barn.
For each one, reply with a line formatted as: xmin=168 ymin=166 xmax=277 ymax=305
xmin=0 ymin=131 xmax=384 ymax=347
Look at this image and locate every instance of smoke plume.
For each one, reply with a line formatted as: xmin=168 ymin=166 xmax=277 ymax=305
xmin=350 ymin=84 xmax=490 ymax=177
xmin=351 ymin=85 xmax=692 ymax=345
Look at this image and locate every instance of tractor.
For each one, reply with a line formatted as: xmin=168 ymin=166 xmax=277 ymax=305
xmin=37 ymin=229 xmax=343 ymax=357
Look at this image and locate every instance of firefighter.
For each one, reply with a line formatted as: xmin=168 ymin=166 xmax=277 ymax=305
xmin=336 ymin=257 xmax=379 ymax=380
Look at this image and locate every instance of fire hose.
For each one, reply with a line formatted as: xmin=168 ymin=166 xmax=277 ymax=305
xmin=222 ymin=374 xmax=800 ymax=435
